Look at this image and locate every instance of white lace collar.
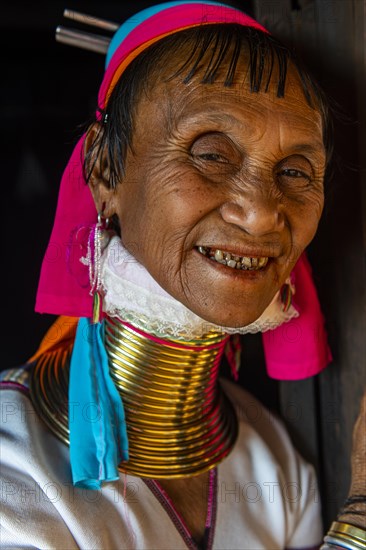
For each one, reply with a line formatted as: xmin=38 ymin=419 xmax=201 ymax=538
xmin=101 ymin=236 xmax=298 ymax=340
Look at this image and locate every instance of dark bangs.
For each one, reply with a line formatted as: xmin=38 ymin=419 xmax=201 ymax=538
xmin=85 ymin=24 xmax=332 ymax=189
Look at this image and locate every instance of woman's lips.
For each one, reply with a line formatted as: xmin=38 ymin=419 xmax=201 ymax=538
xmin=196 ymin=245 xmax=270 ymax=271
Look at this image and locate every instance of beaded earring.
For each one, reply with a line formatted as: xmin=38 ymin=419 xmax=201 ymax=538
xmin=86 ymin=210 xmax=110 ymax=323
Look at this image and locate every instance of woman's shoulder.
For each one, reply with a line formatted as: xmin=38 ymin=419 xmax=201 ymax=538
xmin=0 ymin=381 xmax=81 ymax=549
xmin=220 ymin=377 xmax=316 ymax=480
xmin=217 ymin=378 xmax=322 ymax=547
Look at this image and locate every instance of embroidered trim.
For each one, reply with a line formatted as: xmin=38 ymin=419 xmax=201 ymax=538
xmin=144 ymin=468 xmax=217 ymax=550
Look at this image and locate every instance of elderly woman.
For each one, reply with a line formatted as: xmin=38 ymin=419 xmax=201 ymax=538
xmin=1 ymin=2 xmax=365 ymax=549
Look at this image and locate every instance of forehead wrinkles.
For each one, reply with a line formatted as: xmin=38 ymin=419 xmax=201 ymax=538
xmin=154 ymin=77 xmax=256 ymax=135
xmin=164 ymin=79 xmax=322 ymax=143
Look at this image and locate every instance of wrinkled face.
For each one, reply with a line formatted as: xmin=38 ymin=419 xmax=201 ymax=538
xmin=104 ymin=56 xmax=326 ymax=328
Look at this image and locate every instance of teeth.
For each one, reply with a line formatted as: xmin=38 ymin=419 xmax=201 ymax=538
xmin=214 ymin=250 xmax=223 ymax=261
xmin=241 ymin=256 xmax=252 ymax=268
xmin=197 ymin=246 xmax=269 ymax=271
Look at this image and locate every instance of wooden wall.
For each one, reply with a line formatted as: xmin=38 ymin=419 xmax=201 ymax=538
xmin=252 ymin=0 xmax=366 ymax=528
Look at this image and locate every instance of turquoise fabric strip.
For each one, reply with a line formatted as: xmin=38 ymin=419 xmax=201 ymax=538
xmin=69 ymin=317 xmax=129 ymax=489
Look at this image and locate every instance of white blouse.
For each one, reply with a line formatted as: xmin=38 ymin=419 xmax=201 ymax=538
xmin=0 ymin=378 xmax=322 ymax=549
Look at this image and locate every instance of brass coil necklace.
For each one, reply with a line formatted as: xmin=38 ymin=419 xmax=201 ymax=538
xmin=30 ymin=316 xmax=238 ymax=479
xmin=105 ymin=317 xmax=238 ymax=478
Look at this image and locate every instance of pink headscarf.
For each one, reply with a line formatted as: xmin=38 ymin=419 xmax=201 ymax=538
xmin=35 ymin=1 xmax=332 ymax=380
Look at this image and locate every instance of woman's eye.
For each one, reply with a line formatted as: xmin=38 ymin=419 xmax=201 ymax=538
xmin=279 ymin=168 xmax=311 ymax=180
xmin=190 ymin=133 xmax=240 ymax=169
xmin=196 ymin=152 xmax=228 ymax=163
xmin=276 ymin=155 xmax=318 ymax=191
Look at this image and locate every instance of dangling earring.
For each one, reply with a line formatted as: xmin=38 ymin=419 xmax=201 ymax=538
xmin=280 ymin=279 xmax=294 ymax=313
xmin=87 ymin=210 xmax=110 ymax=323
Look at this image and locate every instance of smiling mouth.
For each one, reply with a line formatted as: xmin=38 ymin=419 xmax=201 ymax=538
xmin=196 ymin=246 xmax=269 ymax=271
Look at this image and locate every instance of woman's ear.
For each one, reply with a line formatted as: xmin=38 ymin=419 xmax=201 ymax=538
xmin=84 ymin=122 xmax=116 ymax=217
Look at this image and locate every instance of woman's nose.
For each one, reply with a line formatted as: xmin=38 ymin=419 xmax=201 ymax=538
xmin=220 ymin=193 xmax=285 ymax=237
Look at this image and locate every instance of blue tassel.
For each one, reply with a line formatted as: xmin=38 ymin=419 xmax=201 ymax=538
xmin=69 ymin=317 xmax=129 ymax=489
